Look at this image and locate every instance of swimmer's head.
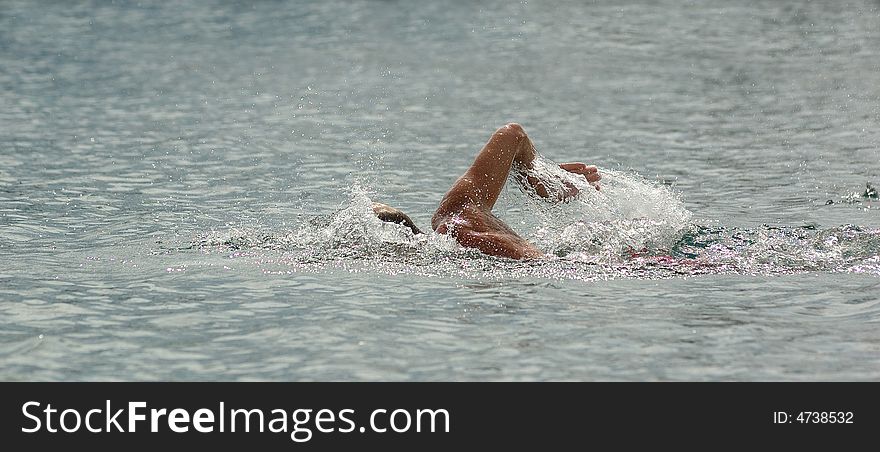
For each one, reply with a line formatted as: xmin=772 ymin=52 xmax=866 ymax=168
xmin=371 ymin=202 xmax=422 ymax=235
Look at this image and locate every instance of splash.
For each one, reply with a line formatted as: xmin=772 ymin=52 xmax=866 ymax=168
xmin=505 ymin=155 xmax=692 ymax=261
xmin=197 ymin=183 xmax=470 ymax=262
xmin=675 ymin=224 xmax=880 ymax=276
xmin=192 ymin=158 xmax=880 ymax=280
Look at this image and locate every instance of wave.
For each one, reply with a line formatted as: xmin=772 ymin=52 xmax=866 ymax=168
xmin=192 ymin=157 xmax=880 ymax=280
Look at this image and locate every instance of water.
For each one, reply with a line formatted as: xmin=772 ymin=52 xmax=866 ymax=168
xmin=1 ymin=0 xmax=879 ymax=381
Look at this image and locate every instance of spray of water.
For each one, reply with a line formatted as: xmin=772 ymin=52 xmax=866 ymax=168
xmin=193 ymin=154 xmax=880 ymax=280
xmin=503 ymin=155 xmax=692 ymax=261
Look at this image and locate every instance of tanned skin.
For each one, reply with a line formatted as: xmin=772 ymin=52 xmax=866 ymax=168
xmin=372 ymin=123 xmax=600 ymax=259
xmin=430 ymin=123 xmax=600 ymax=259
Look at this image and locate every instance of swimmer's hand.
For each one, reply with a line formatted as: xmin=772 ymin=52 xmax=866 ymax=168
xmin=522 ymin=162 xmax=601 ymax=201
xmin=559 ymin=163 xmax=601 ymax=191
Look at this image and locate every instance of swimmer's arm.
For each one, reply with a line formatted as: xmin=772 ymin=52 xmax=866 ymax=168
xmin=456 ymin=229 xmax=544 ymax=260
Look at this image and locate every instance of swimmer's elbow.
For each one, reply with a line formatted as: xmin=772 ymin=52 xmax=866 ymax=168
xmin=456 ymin=230 xmax=543 ymax=260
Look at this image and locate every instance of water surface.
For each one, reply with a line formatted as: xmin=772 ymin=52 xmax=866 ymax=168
xmin=1 ymin=0 xmax=879 ymax=380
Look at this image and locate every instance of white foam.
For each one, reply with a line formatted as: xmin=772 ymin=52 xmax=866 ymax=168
xmin=199 ymin=155 xmax=693 ymax=264
xmin=193 ymin=156 xmax=880 ymax=280
xmin=502 ymin=155 xmax=692 ymax=261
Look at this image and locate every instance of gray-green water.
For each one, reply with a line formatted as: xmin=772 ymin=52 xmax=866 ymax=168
xmin=1 ymin=0 xmax=879 ymax=380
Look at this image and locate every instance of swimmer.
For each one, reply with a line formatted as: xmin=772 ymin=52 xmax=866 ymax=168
xmin=373 ymin=123 xmax=601 ymax=259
